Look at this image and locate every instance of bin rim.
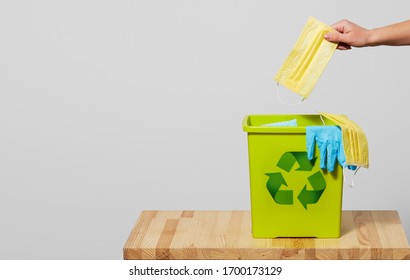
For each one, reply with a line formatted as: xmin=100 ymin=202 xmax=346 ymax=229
xmin=242 ymin=114 xmax=310 ymax=133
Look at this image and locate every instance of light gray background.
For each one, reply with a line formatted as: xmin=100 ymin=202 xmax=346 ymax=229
xmin=1 ymin=0 xmax=409 ymax=259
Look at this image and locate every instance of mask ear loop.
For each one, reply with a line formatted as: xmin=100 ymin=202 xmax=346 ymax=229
xmin=319 ymin=114 xmax=326 ymax=126
xmin=276 ymin=82 xmax=305 ymax=106
xmin=343 ymin=166 xmax=360 ymax=188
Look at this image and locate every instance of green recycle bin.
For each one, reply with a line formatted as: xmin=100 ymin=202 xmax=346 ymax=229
xmin=243 ymin=114 xmax=343 ymax=238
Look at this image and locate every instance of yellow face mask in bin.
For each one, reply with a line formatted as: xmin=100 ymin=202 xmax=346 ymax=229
xmin=274 ymin=17 xmax=337 ymax=99
xmin=320 ymin=113 xmax=369 ymax=169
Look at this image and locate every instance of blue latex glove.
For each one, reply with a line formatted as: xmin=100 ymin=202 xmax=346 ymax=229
xmin=262 ymin=119 xmax=297 ymax=127
xmin=306 ymin=126 xmax=346 ymax=172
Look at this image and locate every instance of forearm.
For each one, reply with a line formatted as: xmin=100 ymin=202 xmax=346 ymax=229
xmin=368 ymin=20 xmax=410 ymax=46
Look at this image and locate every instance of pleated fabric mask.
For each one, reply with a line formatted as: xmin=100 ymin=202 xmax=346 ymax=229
xmin=274 ymin=17 xmax=337 ymax=99
xmin=320 ymin=112 xmax=369 ymax=169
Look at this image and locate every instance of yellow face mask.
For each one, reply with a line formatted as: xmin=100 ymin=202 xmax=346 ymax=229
xmin=274 ymin=17 xmax=337 ymax=99
xmin=320 ymin=112 xmax=369 ymax=168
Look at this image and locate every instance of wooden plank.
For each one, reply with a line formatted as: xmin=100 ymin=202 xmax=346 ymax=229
xmin=123 ymin=210 xmax=410 ymax=260
xmin=123 ymin=210 xmax=157 ymax=260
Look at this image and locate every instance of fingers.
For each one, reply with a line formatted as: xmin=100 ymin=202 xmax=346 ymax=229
xmin=337 ymin=43 xmax=352 ymax=50
xmin=318 ymin=141 xmax=327 ymax=170
xmin=325 ymin=19 xmax=355 ymax=49
xmin=337 ymin=142 xmax=346 ymax=168
xmin=327 ymin=143 xmax=337 ymax=172
xmin=306 ymin=130 xmax=316 ymax=160
xmin=331 ymin=19 xmax=352 ymax=32
xmin=326 ymin=19 xmax=370 ymax=48
xmin=325 ymin=32 xmax=352 ymax=50
xmin=324 ymin=31 xmax=344 ymax=43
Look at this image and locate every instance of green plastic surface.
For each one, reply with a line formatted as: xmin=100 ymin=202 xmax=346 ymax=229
xmin=243 ymin=115 xmax=343 ymax=238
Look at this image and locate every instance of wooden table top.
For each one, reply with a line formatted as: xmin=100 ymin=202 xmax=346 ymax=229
xmin=123 ymin=210 xmax=410 ymax=260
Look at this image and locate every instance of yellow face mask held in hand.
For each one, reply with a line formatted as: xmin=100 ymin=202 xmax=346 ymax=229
xmin=274 ymin=17 xmax=337 ymax=99
xmin=320 ymin=112 xmax=369 ymax=169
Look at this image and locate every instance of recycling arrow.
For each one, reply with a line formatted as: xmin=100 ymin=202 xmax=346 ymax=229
xmin=265 ymin=172 xmax=293 ymax=205
xmin=265 ymin=151 xmax=326 ymax=210
xmin=277 ymin=152 xmax=317 ymax=172
xmin=297 ymin=171 xmax=327 ymax=210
